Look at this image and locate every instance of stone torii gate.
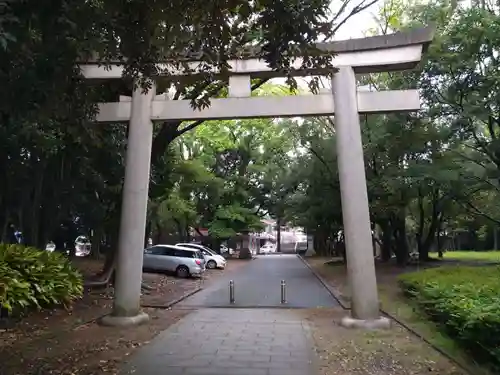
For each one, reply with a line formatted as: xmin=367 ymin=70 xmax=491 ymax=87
xmin=80 ymin=27 xmax=433 ymax=328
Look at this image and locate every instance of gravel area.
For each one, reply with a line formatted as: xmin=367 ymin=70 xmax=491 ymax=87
xmin=302 ymin=308 xmax=467 ymax=375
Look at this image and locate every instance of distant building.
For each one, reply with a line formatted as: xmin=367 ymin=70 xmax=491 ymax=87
xmin=255 ymin=218 xmax=306 ymax=246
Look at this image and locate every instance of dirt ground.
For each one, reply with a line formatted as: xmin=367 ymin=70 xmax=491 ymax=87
xmin=304 ymin=257 xmax=490 ymax=375
xmin=302 ymin=308 xmax=466 ymax=375
xmin=0 ymin=258 xmax=249 ymax=375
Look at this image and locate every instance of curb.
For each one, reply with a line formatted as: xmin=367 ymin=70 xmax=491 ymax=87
xmin=76 ymin=286 xmax=204 ymax=329
xmin=298 ymin=255 xmax=474 ymax=375
xmin=297 ymin=254 xmax=348 ymax=309
xmin=141 ymin=286 xmax=203 ymax=309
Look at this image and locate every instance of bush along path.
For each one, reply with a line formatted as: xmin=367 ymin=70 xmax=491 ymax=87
xmin=400 ymin=266 xmax=500 ymax=372
xmin=0 ymin=244 xmax=83 ymax=317
xmin=0 ymin=244 xmax=250 ymax=375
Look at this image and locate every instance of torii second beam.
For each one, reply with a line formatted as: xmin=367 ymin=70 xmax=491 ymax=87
xmin=96 ymin=90 xmax=420 ymax=122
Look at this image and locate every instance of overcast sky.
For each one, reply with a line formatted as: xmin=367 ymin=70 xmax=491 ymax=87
xmin=333 ymin=0 xmax=381 ymax=40
xmin=271 ymin=2 xmax=382 ymax=89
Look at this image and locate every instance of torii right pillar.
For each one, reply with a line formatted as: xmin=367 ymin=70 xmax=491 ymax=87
xmin=332 ymin=66 xmax=391 ymax=329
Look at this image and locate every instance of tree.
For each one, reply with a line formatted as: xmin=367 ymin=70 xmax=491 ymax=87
xmin=275 ymin=0 xmax=500 ymax=265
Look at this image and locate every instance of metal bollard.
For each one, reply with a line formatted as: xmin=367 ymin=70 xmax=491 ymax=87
xmin=280 ymin=280 xmax=286 ymax=304
xmin=229 ymin=280 xmax=235 ymax=304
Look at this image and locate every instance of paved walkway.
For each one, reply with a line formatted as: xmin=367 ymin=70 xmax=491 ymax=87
xmin=120 ymin=255 xmax=333 ymax=374
xmin=179 ymin=254 xmax=338 ymax=308
xmin=120 ymin=308 xmax=317 ymax=375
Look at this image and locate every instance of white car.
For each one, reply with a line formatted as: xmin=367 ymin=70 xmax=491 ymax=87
xmin=260 ymin=242 xmax=277 ymax=254
xmin=75 ymin=235 xmax=91 ymax=257
xmin=176 ymin=243 xmax=227 ymax=269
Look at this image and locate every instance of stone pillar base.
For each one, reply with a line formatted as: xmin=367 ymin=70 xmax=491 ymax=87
xmin=340 ymin=315 xmax=391 ymax=330
xmin=99 ymin=311 xmax=149 ymax=327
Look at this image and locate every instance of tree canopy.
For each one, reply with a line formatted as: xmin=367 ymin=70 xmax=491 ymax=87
xmin=278 ymin=0 xmax=500 ymax=263
xmin=3 ymin=0 xmax=499 ymax=269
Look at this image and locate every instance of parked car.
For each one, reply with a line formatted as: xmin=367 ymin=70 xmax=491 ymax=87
xmin=75 ymin=235 xmax=91 ymax=257
xmin=260 ymin=242 xmax=277 ymax=254
xmin=44 ymin=241 xmax=71 ymax=255
xmin=176 ymin=243 xmax=227 ymax=269
xmin=45 ymin=241 xmax=56 ymax=252
xmin=143 ymin=244 xmax=205 ymax=278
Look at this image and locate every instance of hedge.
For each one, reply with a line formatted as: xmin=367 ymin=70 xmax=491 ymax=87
xmin=399 ymin=266 xmax=500 ymax=370
xmin=0 ymin=243 xmax=83 ymax=315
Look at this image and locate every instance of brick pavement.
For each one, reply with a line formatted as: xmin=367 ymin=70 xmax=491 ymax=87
xmin=120 ymin=308 xmax=317 ymax=375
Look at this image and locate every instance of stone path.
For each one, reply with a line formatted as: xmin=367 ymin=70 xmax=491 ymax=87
xmin=120 ymin=308 xmax=317 ymax=375
xmin=120 ymin=255 xmax=336 ymax=374
xmin=179 ymin=254 xmax=338 ymax=308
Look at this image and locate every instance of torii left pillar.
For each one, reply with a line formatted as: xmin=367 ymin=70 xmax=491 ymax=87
xmin=100 ymin=80 xmax=156 ymax=326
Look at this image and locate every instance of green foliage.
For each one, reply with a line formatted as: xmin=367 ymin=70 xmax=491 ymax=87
xmin=399 ymin=266 xmax=500 ymax=370
xmin=0 ymin=0 xmax=353 ymax=251
xmin=281 ymin=0 xmax=500 ymax=261
xmin=148 ymin=106 xmax=296 ymax=241
xmin=0 ymin=244 xmax=83 ymax=314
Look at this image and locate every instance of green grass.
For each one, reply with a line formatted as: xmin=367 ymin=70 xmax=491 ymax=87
xmin=442 ymin=251 xmax=500 ymax=262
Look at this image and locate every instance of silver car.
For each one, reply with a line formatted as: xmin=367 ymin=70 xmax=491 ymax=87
xmin=143 ymin=244 xmax=205 ymax=278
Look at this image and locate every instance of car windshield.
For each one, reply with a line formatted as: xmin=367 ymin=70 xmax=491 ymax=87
xmin=203 ymin=247 xmax=217 ymax=255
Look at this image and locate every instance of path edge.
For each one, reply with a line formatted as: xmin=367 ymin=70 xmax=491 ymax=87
xmin=141 ymin=286 xmax=204 ymax=309
xmin=296 ymin=254 xmax=348 ymax=309
xmin=75 ymin=286 xmax=205 ymax=330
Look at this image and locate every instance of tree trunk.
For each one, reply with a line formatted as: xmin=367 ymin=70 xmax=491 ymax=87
xmin=313 ymin=230 xmax=329 ymax=257
xmin=27 ymin=160 xmax=46 ymax=247
xmin=339 ymin=240 xmax=346 ymax=263
xmin=276 ymin=217 xmax=282 ymax=253
xmin=1 ymin=209 xmax=9 ymax=242
xmin=91 ymin=228 xmax=103 ymax=259
xmin=392 ymin=216 xmax=408 ymax=266
xmin=211 ymin=237 xmax=221 ymax=254
xmin=436 ymin=221 xmax=443 ymax=258
xmin=379 ymin=221 xmax=392 ymax=262
xmin=144 ymin=220 xmax=152 ymax=247
xmin=97 ymin=219 xmax=120 ymax=278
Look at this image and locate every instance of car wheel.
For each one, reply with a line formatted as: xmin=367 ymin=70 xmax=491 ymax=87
xmin=206 ymin=260 xmax=217 ymax=269
xmin=176 ymin=265 xmax=190 ymax=278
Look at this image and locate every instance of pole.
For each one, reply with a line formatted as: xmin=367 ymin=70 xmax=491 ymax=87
xmin=332 ymin=67 xmax=380 ymax=321
xmin=280 ymin=280 xmax=286 ymax=304
xmin=229 ymin=280 xmax=235 ymax=304
xmin=101 ymin=80 xmax=156 ymax=325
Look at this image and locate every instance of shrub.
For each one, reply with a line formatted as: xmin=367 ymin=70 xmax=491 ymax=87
xmin=0 ymin=243 xmax=83 ymax=314
xmin=399 ymin=266 xmax=500 ymax=370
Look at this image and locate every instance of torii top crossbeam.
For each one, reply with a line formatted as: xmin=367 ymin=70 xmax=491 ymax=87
xmin=80 ymin=26 xmax=434 ymax=80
